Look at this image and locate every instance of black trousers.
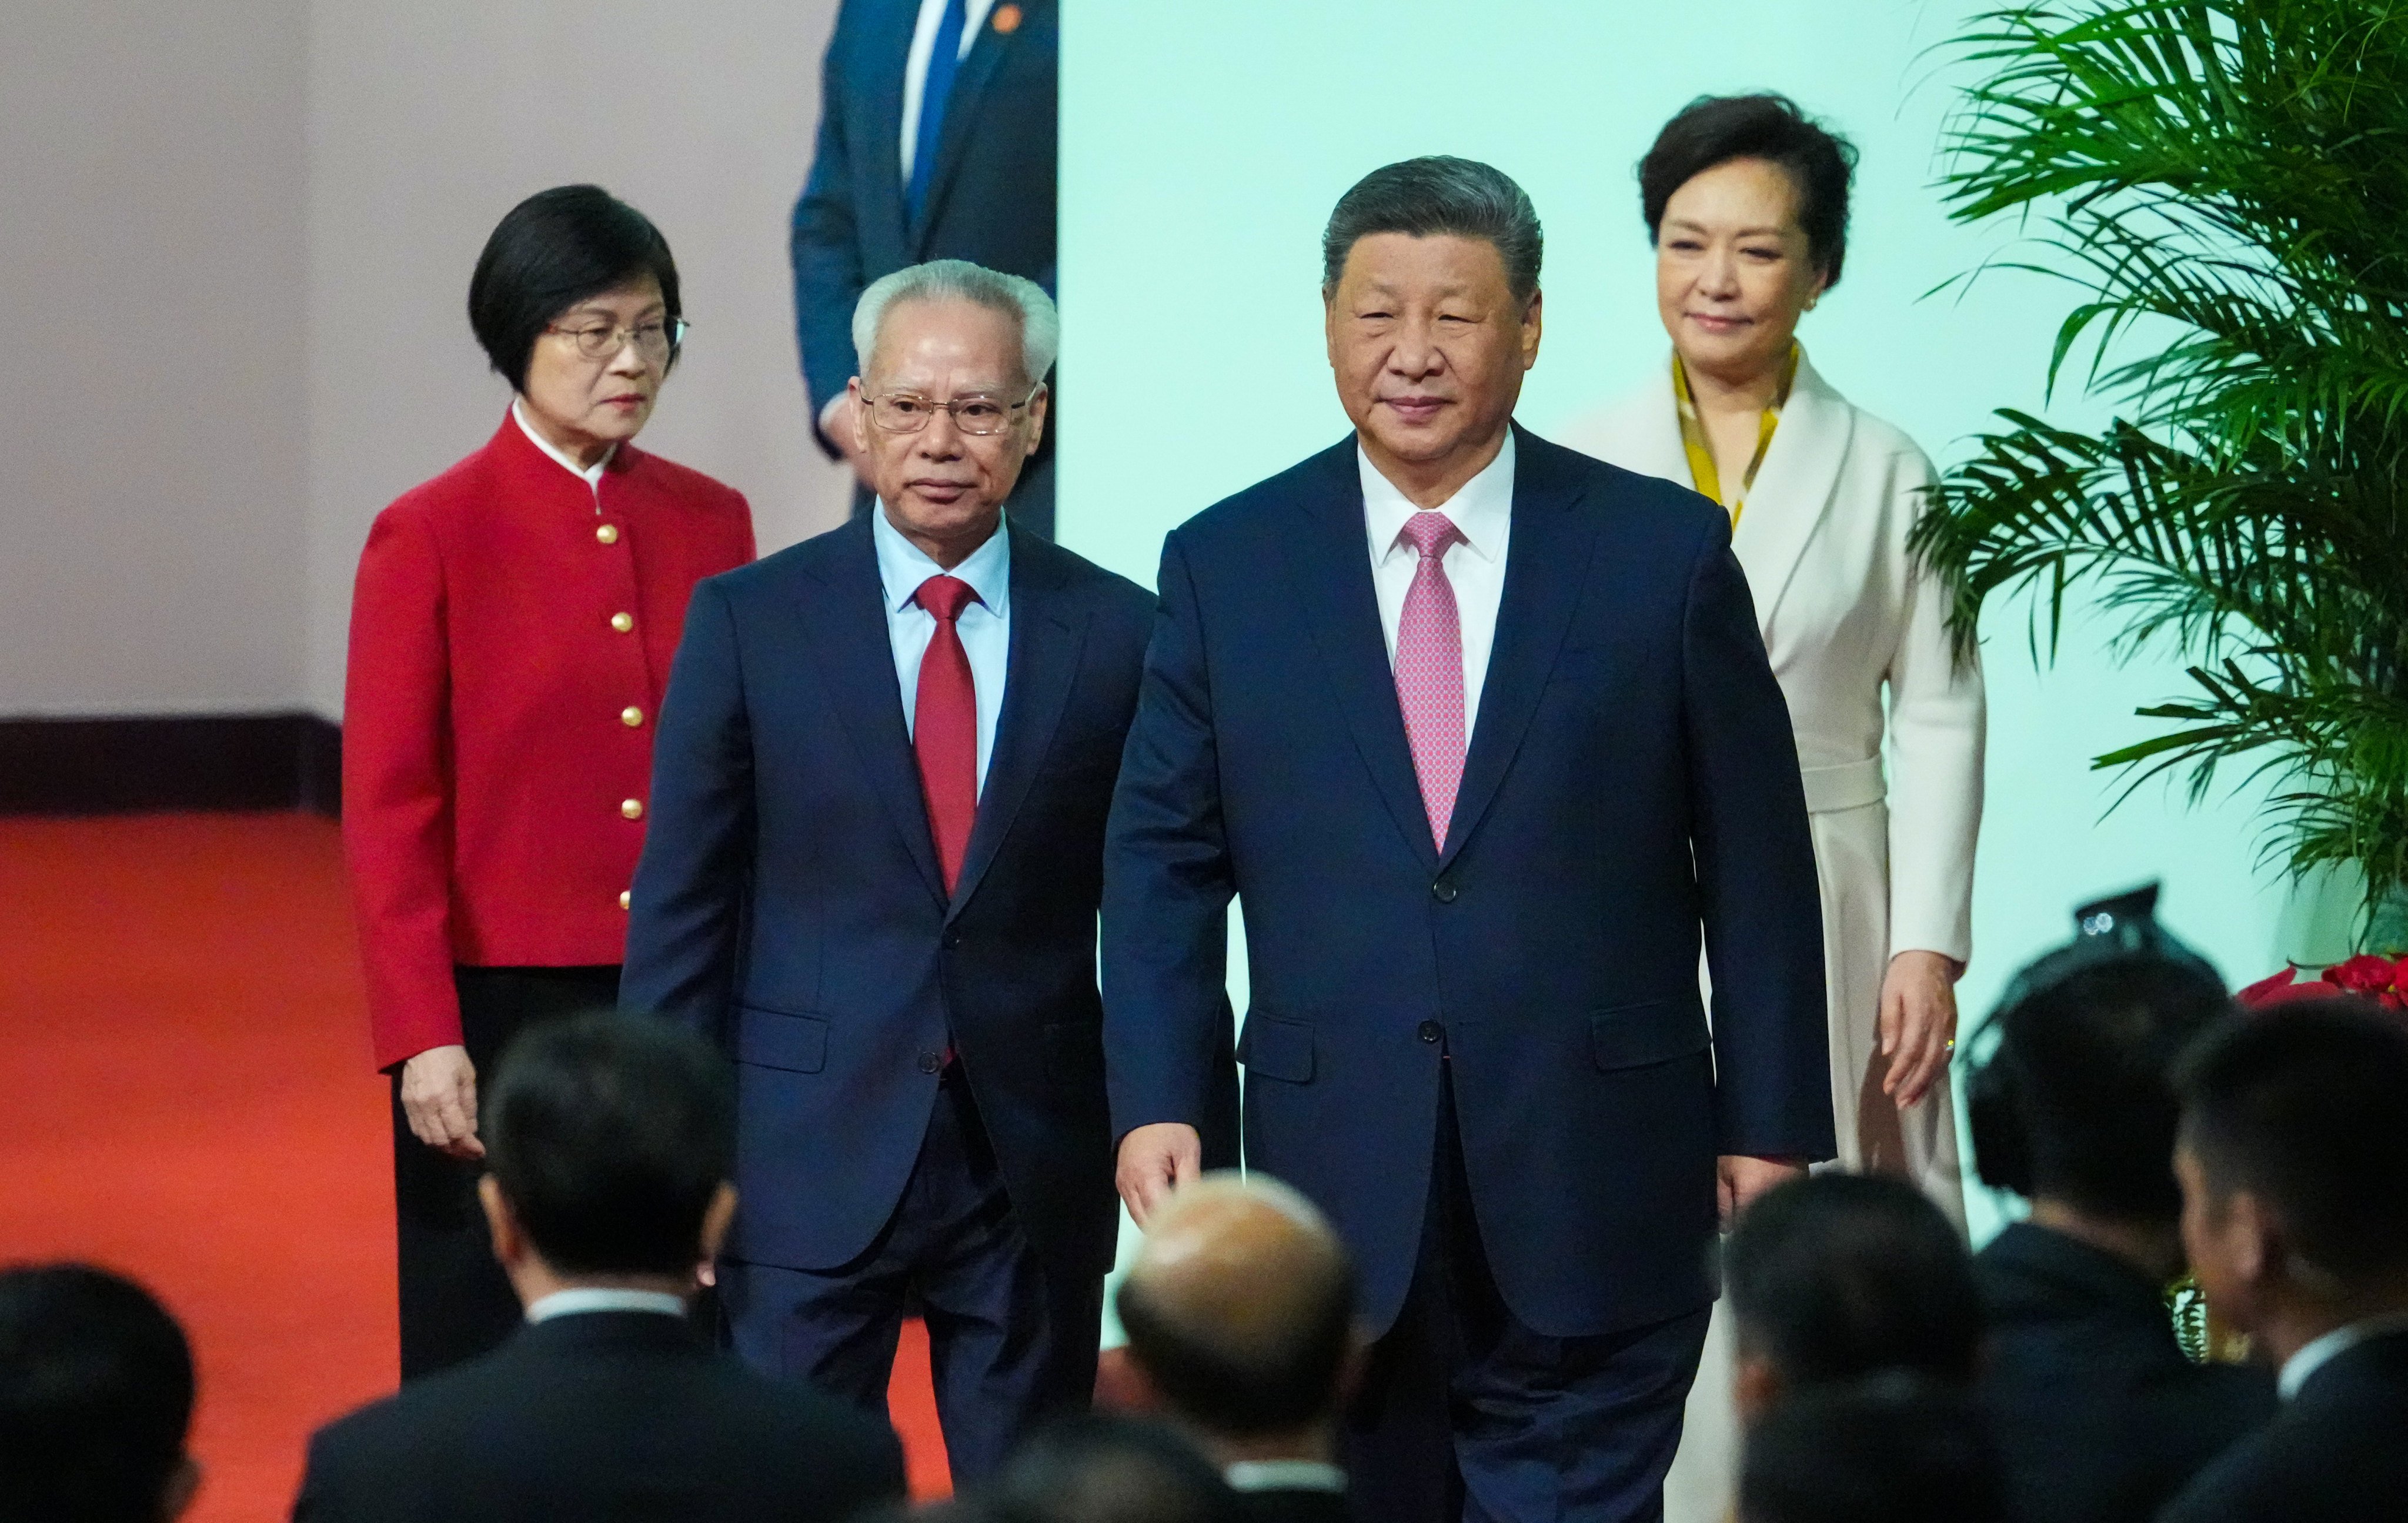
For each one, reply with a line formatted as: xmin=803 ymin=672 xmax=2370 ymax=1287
xmin=391 ymin=964 xmax=620 ymax=1380
xmin=1341 ymin=1071 xmax=1711 ymax=1523
xmin=719 ymin=1069 xmax=1102 ymax=1484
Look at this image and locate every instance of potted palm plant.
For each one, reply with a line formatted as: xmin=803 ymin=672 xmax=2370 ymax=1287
xmin=1913 ymin=1 xmax=2408 ymax=960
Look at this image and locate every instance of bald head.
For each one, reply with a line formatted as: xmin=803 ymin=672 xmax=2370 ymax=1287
xmin=1116 ymin=1174 xmax=1356 ymax=1439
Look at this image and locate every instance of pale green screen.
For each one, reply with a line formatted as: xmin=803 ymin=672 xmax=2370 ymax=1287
xmin=1057 ymin=0 xmax=2342 ymax=1249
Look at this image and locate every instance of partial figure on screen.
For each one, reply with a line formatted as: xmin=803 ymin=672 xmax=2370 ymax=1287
xmin=622 ymin=260 xmax=1149 ymax=1480
xmin=342 ymin=185 xmax=754 ymax=1381
xmin=793 ymin=0 xmax=1058 ymax=537
xmin=1103 ymin=156 xmax=1833 ymax=1523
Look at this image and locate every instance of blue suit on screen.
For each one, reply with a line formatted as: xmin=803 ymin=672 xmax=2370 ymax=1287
xmin=620 ymin=515 xmax=1147 ymax=1478
xmin=792 ymin=0 xmax=1058 ymax=535
xmin=1103 ymin=425 xmax=1835 ymax=1522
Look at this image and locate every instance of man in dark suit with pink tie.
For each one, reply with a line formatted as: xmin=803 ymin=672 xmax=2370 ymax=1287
xmin=623 ymin=259 xmax=1144 ymax=1479
xmin=1104 ymin=158 xmax=1835 ymax=1523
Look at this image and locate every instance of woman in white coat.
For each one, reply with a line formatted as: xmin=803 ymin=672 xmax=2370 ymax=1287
xmin=1564 ymin=90 xmax=1986 ymax=1522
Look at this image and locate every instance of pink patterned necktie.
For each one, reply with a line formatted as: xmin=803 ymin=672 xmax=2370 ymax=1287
xmin=1394 ymin=510 xmax=1467 ymax=850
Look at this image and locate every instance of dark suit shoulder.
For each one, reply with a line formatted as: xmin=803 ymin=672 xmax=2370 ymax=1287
xmin=1170 ymin=437 xmax=1359 ymax=550
xmin=1014 ymin=526 xmax=1157 ymax=619
xmin=1519 ymin=425 xmax=1726 ymax=543
xmin=709 ymin=516 xmax=869 ymax=602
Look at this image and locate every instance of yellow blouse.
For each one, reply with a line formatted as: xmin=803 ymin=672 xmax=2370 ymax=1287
xmin=1672 ymin=343 xmax=1801 ymax=528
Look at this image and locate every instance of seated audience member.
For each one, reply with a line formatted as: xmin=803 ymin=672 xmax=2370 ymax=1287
xmin=2159 ymin=998 xmax=2408 ymax=1523
xmin=1723 ymin=1173 xmax=1983 ymax=1421
xmin=994 ymin=1414 xmax=1249 ymax=1523
xmin=1963 ymin=885 xmax=2273 ymax=1523
xmin=292 ymin=1012 xmax=906 ymax=1521
xmin=1113 ymin=1174 xmax=1357 ymax=1523
xmin=1738 ymin=1376 xmax=2006 ymax=1523
xmin=0 ymin=1264 xmax=199 ymax=1523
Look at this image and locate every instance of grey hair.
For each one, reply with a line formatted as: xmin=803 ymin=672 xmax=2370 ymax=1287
xmin=851 ymin=258 xmax=1059 ymax=388
xmin=1320 ymin=156 xmax=1543 ymax=304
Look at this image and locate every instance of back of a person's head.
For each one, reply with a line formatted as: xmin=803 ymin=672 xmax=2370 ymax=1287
xmin=0 ymin=1264 xmax=195 ymax=1523
xmin=1975 ymin=948 xmax=2230 ymax=1221
xmin=2176 ymin=997 xmax=2408 ymax=1288
xmin=994 ymin=1414 xmax=1246 ymax=1523
xmin=485 ymin=1011 xmax=735 ymax=1276
xmin=1725 ymin=1173 xmax=1982 ymax=1389
xmin=1114 ymin=1174 xmax=1356 ymax=1439
xmin=1739 ymin=1376 xmax=2006 ymax=1523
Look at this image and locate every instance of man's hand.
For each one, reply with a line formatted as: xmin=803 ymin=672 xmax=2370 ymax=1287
xmin=1879 ymin=949 xmax=1962 ymax=1108
xmin=1718 ymin=1154 xmax=1806 ymax=1228
xmin=819 ymin=393 xmax=874 ymax=486
xmin=399 ymin=1044 xmax=483 ymax=1160
xmin=1116 ymin=1123 xmax=1202 ymax=1227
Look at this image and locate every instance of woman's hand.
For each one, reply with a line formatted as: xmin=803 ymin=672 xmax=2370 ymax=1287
xmin=1878 ymin=950 xmax=1962 ymax=1109
xmin=400 ymin=1044 xmax=484 ymax=1160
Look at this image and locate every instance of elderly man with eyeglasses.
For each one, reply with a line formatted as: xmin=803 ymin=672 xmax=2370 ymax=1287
xmin=622 ymin=259 xmax=1153 ymax=1478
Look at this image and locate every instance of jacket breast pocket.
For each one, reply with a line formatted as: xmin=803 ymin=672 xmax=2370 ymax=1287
xmin=1237 ymin=1013 xmax=1314 ymax=1084
xmin=1591 ymin=999 xmax=1710 ymax=1072
xmin=736 ymin=1006 xmax=828 ymax=1074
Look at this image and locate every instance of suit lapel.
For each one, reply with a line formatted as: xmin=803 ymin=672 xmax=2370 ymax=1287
xmin=910 ymin=0 xmax=1024 ymax=247
xmin=947 ymin=526 xmax=1084 ymax=921
xmin=1731 ymin=349 xmax=1851 ymax=637
xmin=1282 ymin=442 xmax=1440 ymax=871
xmin=867 ymin=0 xmax=919 ymax=249
xmin=1439 ymin=426 xmax=1599 ymax=871
xmin=797 ymin=520 xmax=948 ymax=909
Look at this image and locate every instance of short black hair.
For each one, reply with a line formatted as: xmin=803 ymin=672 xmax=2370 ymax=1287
xmin=1115 ymin=1243 xmax=1354 ymax=1436
xmin=1739 ymin=1376 xmax=2007 ymax=1523
xmin=995 ymin=1415 xmax=1247 ymax=1523
xmin=484 ymin=1011 xmax=734 ymax=1277
xmin=0 ymin=1264 xmax=195 ymax=1523
xmin=1725 ymin=1173 xmax=1982 ymax=1389
xmin=468 ymin=184 xmax=682 ymax=393
xmin=2176 ymin=998 xmax=2408 ymax=1285
xmin=1988 ymin=954 xmax=2232 ymax=1220
xmin=1321 ymin=156 xmax=1543 ymax=303
xmin=1639 ymin=94 xmax=1857 ymax=286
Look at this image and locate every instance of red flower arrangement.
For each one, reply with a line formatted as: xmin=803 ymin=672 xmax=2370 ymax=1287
xmin=2238 ymin=954 xmax=2408 ymax=1010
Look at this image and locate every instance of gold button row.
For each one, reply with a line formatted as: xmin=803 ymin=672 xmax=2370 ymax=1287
xmin=610 ymin=611 xmax=634 ymax=633
xmin=621 ymin=798 xmax=644 ymax=820
xmin=621 ymin=705 xmax=644 ymax=727
xmin=596 ymin=523 xmax=619 ymax=545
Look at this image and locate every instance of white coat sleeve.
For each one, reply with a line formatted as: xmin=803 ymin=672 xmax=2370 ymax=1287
xmin=1882 ymin=445 xmax=1985 ymax=965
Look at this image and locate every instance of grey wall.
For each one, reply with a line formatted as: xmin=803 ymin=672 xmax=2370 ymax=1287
xmin=2 ymin=0 xmax=310 ymax=716
xmin=2 ymin=1 xmax=852 ymax=720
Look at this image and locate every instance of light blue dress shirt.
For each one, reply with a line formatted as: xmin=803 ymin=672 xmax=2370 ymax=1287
xmin=873 ymin=509 xmax=1011 ymax=794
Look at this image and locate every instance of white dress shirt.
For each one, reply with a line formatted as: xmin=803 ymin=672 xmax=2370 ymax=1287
xmin=2277 ymin=1311 xmax=2408 ymax=1400
xmin=900 ymin=0 xmax=998 ymax=183
xmin=524 ymin=1287 xmax=687 ymax=1323
xmin=874 ymin=509 xmax=1010 ymax=793
xmin=1360 ymin=430 xmax=1515 ymax=738
xmin=512 ymin=399 xmax=612 ymax=506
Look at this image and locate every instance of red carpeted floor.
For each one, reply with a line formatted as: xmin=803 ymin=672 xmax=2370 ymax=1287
xmin=0 ymin=813 xmax=950 ymax=1519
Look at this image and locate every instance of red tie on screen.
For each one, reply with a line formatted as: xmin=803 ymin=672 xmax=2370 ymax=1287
xmin=913 ymin=575 xmax=980 ymax=894
xmin=1395 ymin=511 xmax=1468 ymax=851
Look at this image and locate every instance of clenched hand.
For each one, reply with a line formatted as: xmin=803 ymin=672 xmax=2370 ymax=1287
xmin=399 ymin=1044 xmax=483 ymax=1160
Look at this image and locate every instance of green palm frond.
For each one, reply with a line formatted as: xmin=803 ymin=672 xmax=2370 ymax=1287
xmin=1913 ymin=0 xmax=2408 ymax=921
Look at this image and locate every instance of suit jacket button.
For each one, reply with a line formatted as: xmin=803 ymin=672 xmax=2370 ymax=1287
xmin=941 ymin=930 xmax=963 ymax=950
xmin=1418 ymin=1020 xmax=1444 ymax=1044
xmin=1431 ymin=879 xmax=1459 ymax=903
xmin=917 ymin=1050 xmax=944 ymax=1074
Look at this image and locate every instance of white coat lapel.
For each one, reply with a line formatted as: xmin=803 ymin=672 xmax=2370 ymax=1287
xmin=1732 ymin=350 xmax=1852 ymax=636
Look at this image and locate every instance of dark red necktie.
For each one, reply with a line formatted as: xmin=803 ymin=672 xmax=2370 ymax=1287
xmin=912 ymin=575 xmax=980 ymax=894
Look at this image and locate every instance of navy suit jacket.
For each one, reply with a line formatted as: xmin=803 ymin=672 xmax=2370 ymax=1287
xmin=1103 ymin=426 xmax=1833 ymax=1338
xmin=622 ymin=517 xmax=1149 ymax=1280
xmin=791 ymin=0 xmax=1057 ymax=445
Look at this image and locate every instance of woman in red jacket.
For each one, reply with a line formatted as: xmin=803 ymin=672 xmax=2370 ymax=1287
xmin=343 ymin=185 xmax=754 ymax=1377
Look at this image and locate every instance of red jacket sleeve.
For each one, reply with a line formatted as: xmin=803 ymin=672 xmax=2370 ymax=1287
xmin=342 ymin=505 xmax=462 ymax=1071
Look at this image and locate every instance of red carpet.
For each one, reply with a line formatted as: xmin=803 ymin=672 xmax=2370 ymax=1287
xmin=0 ymin=813 xmax=950 ymax=1519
